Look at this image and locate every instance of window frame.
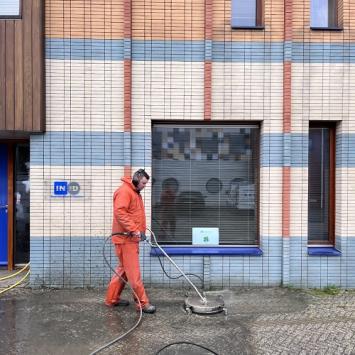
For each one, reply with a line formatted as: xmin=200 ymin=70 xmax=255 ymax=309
xmin=231 ymin=0 xmax=264 ymax=30
xmin=151 ymin=122 xmax=260 ymax=247
xmin=310 ymin=0 xmax=342 ymax=31
xmin=308 ymin=122 xmax=336 ymax=245
xmin=0 ymin=0 xmax=22 ymax=20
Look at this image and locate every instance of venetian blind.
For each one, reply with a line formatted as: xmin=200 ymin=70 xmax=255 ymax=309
xmin=308 ymin=127 xmax=330 ymax=242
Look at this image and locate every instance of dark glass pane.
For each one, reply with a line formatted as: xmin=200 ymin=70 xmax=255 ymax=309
xmin=328 ymin=0 xmax=338 ymax=27
xmin=152 ymin=126 xmax=258 ymax=245
xmin=14 ymin=144 xmax=30 ymax=264
xmin=308 ymin=128 xmax=330 ymax=242
xmin=231 ymin=0 xmax=256 ymax=27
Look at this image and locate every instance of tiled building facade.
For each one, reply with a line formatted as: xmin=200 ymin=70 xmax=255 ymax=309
xmin=15 ymin=0 xmax=355 ymax=288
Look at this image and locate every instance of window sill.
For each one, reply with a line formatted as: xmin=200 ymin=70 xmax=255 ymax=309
xmin=0 ymin=16 xmax=22 ymax=20
xmin=231 ymin=25 xmax=265 ymax=30
xmin=150 ymin=246 xmax=263 ymax=256
xmin=308 ymin=247 xmax=341 ymax=256
xmin=310 ymin=27 xmax=343 ymax=31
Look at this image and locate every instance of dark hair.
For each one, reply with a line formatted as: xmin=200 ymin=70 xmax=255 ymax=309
xmin=132 ymin=169 xmax=150 ymax=187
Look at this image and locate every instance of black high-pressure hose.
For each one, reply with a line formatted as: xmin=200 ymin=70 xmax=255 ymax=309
xmin=152 ymin=245 xmax=204 ymax=286
xmin=89 ymin=233 xmax=143 ymax=355
xmin=148 ymin=229 xmax=219 ymax=355
xmin=151 ymin=217 xmax=204 ymax=287
xmin=90 ymin=231 xmax=218 ymax=355
xmin=156 ymin=341 xmax=219 ymax=355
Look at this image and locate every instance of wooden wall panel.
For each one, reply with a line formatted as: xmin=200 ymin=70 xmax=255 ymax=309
xmin=0 ymin=0 xmax=44 ymax=136
xmin=23 ymin=0 xmax=33 ymax=132
xmin=5 ymin=21 xmax=15 ymax=131
xmin=14 ymin=21 xmax=24 ymax=131
xmin=0 ymin=22 xmax=5 ymax=131
xmin=32 ymin=0 xmax=44 ymax=132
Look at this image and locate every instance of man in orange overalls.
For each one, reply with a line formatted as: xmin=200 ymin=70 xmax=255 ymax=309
xmin=105 ymin=169 xmax=156 ymax=314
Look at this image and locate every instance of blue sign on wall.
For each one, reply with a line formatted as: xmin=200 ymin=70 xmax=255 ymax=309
xmin=53 ymin=181 xmax=68 ymax=196
xmin=52 ymin=181 xmax=82 ymax=197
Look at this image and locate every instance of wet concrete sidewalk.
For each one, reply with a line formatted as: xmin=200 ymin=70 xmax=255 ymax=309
xmin=1 ymin=286 xmax=355 ymax=355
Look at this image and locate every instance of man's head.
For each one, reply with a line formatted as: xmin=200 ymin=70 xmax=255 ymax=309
xmin=132 ymin=169 xmax=150 ymax=192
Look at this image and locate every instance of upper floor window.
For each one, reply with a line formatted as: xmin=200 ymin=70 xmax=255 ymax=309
xmin=311 ymin=0 xmax=340 ymax=29
xmin=0 ymin=0 xmax=20 ymax=18
xmin=231 ymin=0 xmax=263 ymax=29
xmin=308 ymin=124 xmax=335 ymax=244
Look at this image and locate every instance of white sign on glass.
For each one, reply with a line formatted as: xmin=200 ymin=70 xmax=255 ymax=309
xmin=192 ymin=228 xmax=219 ymax=246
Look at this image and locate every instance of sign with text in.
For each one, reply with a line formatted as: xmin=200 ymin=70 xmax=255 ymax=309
xmin=192 ymin=227 xmax=219 ymax=246
xmin=52 ymin=181 xmax=82 ymax=197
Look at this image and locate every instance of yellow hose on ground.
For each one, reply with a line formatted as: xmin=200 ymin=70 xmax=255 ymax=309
xmin=0 ymin=263 xmax=30 ymax=281
xmin=0 ymin=268 xmax=30 ymax=295
xmin=0 ymin=263 xmax=31 ymax=295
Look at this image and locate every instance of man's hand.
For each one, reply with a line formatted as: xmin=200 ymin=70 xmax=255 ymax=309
xmin=131 ymin=231 xmax=147 ymax=241
xmin=140 ymin=232 xmax=147 ymax=242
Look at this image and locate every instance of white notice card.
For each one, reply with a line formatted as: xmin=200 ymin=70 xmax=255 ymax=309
xmin=192 ymin=228 xmax=219 ymax=246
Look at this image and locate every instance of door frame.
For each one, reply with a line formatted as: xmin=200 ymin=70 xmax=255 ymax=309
xmin=0 ymin=140 xmax=28 ymax=270
xmin=7 ymin=145 xmax=14 ymax=270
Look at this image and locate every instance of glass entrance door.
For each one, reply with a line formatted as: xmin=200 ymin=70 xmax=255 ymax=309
xmin=0 ymin=144 xmax=8 ymax=265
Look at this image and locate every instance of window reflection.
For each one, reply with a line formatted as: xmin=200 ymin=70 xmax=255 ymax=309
xmin=14 ymin=144 xmax=30 ymax=264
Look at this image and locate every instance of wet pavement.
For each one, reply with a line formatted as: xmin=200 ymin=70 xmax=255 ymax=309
xmin=1 ymin=284 xmax=355 ymax=355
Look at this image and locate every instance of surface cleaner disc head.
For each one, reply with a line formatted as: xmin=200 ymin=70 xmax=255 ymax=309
xmin=184 ymin=294 xmax=226 ymax=315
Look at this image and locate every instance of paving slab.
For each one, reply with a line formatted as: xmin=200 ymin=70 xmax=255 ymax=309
xmin=0 ymin=286 xmax=355 ymax=355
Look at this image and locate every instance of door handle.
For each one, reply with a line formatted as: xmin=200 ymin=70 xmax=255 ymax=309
xmin=0 ymin=205 xmax=8 ymax=209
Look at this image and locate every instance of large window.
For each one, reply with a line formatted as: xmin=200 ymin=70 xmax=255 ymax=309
xmin=310 ymin=0 xmax=339 ymax=28
xmin=152 ymin=125 xmax=259 ymax=246
xmin=231 ymin=0 xmax=263 ymax=28
xmin=308 ymin=125 xmax=335 ymax=244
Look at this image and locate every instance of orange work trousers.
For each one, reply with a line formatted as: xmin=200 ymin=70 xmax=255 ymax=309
xmin=105 ymin=242 xmax=149 ymax=309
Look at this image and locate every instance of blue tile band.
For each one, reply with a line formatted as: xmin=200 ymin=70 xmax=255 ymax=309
xmin=46 ymin=39 xmax=124 ymax=61
xmin=261 ymin=133 xmax=309 ymax=167
xmin=336 ymin=134 xmax=355 ymax=167
xmin=30 ymin=131 xmax=151 ymax=166
xmin=31 ymin=132 xmax=355 ymax=168
xmin=46 ymin=39 xmax=355 ymax=63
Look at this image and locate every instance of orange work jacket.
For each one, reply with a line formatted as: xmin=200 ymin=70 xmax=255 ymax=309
xmin=111 ymin=177 xmax=147 ymax=244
